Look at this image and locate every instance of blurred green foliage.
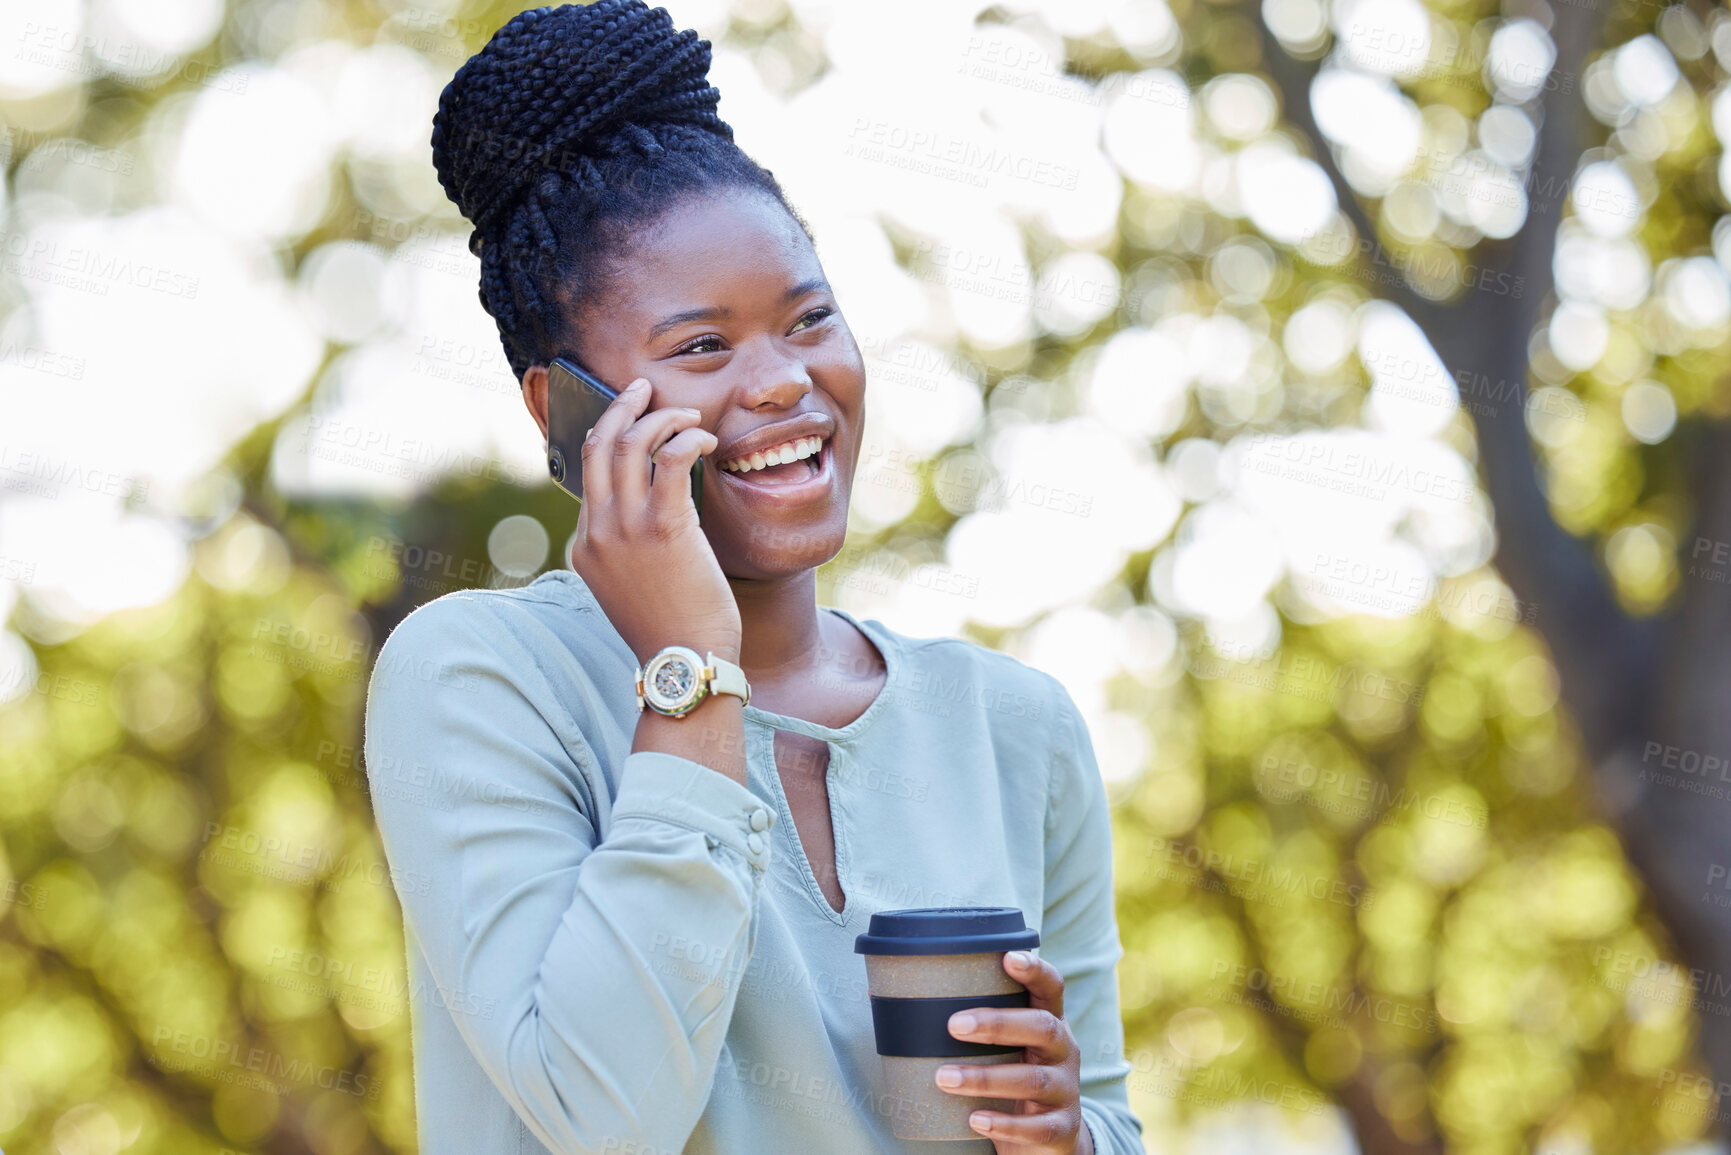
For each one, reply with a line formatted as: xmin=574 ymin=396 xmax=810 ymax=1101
xmin=4 ymin=0 xmax=1730 ymax=1151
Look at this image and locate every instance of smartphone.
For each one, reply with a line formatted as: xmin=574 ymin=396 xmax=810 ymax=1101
xmin=545 ymin=355 xmax=703 ymax=521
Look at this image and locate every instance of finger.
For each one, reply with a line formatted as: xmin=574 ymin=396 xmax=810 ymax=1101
xmin=620 ymin=409 xmax=705 ymax=519
xmin=601 ymin=378 xmax=672 ymax=521
xmin=948 ymin=1008 xmax=1069 ymax=1062
xmin=934 ymin=1060 xmax=1073 ymax=1107
xmin=644 ymin=410 xmax=706 ymax=470
xmin=960 ymin=1106 xmax=1073 ymax=1148
xmin=579 ymin=378 xmax=651 ymax=532
xmin=613 ymin=392 xmax=702 ymax=516
xmin=1003 ymin=951 xmax=1064 ymax=1020
xmin=646 ymin=421 xmax=717 ymax=520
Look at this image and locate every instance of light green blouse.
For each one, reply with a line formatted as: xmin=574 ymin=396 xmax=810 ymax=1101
xmin=362 ymin=568 xmax=1144 ymax=1153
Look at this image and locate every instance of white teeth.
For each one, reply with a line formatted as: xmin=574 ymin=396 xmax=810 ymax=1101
xmin=721 ymin=435 xmax=823 ymax=473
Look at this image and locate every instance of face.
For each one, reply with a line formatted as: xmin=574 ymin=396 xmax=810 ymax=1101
xmin=523 ymin=188 xmax=867 ymax=582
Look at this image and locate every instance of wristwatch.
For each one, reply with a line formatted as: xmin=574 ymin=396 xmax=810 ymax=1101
xmin=635 ymin=645 xmax=752 ymax=717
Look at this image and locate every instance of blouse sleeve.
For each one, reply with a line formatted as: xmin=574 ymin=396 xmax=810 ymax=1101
xmin=1039 ymin=675 xmax=1147 ymax=1154
xmin=362 ymin=596 xmax=777 ymax=1155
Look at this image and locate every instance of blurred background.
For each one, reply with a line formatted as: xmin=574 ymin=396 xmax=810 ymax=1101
xmin=1 ymin=0 xmax=1729 ymax=1150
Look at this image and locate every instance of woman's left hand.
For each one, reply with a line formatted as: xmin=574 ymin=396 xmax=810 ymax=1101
xmin=937 ymin=951 xmax=1094 ymax=1155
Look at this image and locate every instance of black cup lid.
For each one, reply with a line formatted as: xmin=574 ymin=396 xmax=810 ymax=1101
xmin=853 ymin=906 xmax=1040 ymax=956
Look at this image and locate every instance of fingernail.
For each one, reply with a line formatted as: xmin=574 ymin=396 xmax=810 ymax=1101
xmin=969 ymin=1112 xmax=991 ymax=1133
xmin=630 ymin=377 xmax=648 ymax=390
xmin=949 ymin=1012 xmax=976 ymax=1035
xmin=1008 ymin=951 xmax=1030 ymax=968
xmin=936 ymin=1066 xmax=963 ymax=1088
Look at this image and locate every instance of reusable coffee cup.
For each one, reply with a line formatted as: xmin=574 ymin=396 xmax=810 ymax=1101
xmin=854 ymin=906 xmax=1041 ymax=1141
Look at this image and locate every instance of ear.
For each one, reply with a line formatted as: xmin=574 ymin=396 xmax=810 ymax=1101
xmin=522 ymin=364 xmax=550 ymax=440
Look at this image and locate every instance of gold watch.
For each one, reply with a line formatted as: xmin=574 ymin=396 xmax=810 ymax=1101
xmin=635 ymin=646 xmax=751 ymax=718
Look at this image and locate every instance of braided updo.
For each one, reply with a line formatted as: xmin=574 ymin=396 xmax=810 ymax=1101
xmin=431 ymin=0 xmax=810 ymax=382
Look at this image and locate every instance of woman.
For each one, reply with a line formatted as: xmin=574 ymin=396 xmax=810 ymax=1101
xmin=363 ymin=3 xmax=1143 ymax=1152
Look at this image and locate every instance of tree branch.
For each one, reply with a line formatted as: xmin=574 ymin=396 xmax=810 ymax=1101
xmin=1198 ymin=846 xmax=1446 ymax=1155
xmin=1612 ymin=416 xmax=1731 ymax=1086
xmin=1253 ymin=19 xmax=1441 ymax=329
xmin=1440 ymin=0 xmax=1661 ymax=758
xmin=1256 ymin=0 xmax=1656 ymax=757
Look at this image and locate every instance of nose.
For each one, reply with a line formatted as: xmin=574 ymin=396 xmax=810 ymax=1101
xmin=738 ymin=341 xmax=813 ymax=409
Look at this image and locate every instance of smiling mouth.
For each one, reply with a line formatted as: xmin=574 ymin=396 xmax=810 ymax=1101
xmin=715 ymin=438 xmax=831 ymax=495
xmin=718 ymin=435 xmax=825 ymax=478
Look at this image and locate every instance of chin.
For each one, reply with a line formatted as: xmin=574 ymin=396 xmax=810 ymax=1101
xmin=714 ymin=508 xmax=849 ymax=581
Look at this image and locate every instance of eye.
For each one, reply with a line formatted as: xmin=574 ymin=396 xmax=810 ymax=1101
xmin=791 ymin=307 xmax=833 ymax=332
xmin=672 ymin=308 xmax=834 ymax=356
xmin=675 ymin=335 xmax=723 ymax=356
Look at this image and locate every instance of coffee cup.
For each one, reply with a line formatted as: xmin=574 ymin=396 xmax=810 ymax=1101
xmin=854 ymin=906 xmax=1041 ymax=1141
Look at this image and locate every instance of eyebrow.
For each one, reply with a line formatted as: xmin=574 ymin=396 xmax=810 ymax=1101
xmin=645 ymin=277 xmax=832 ymax=342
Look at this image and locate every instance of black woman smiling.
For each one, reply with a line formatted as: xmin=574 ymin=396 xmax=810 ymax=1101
xmin=362 ymin=3 xmax=1143 ymax=1152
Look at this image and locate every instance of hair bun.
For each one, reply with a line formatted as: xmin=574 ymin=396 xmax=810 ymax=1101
xmin=431 ymin=0 xmax=730 ymax=238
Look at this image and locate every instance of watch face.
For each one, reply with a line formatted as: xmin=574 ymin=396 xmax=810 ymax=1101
xmin=643 ymin=648 xmax=704 ymax=713
xmin=652 ymin=658 xmax=696 ymax=702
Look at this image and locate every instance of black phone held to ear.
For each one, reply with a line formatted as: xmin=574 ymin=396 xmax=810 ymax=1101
xmin=545 ymin=355 xmax=703 ymax=522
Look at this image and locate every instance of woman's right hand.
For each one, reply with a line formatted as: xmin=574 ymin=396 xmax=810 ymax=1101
xmin=569 ymin=376 xmax=742 ymax=666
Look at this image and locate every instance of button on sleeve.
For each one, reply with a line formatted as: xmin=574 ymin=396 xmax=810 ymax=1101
xmin=612 ymin=751 xmax=775 ymax=873
xmin=363 ymin=599 xmax=774 ymax=1155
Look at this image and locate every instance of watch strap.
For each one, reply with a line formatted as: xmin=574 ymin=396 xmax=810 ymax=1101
xmin=703 ymin=652 xmax=750 ymax=708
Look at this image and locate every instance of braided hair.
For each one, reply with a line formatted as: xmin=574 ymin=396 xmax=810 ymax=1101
xmin=430 ymin=0 xmax=811 ymax=382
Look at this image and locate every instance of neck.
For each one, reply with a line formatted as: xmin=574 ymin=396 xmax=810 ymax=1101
xmin=728 ymin=569 xmax=828 ymax=684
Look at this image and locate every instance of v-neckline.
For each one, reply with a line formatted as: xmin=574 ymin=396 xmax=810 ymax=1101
xmin=755 ymin=724 xmax=851 ymax=922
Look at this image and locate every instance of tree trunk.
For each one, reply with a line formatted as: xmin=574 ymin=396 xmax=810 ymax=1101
xmin=1256 ymin=0 xmax=1731 ymax=1143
